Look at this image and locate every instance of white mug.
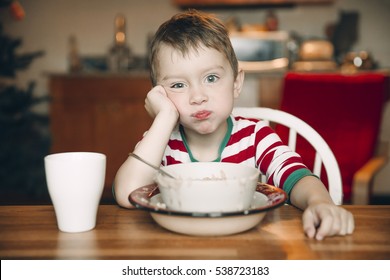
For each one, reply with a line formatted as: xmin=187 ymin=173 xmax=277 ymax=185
xmin=44 ymin=152 xmax=106 ymax=233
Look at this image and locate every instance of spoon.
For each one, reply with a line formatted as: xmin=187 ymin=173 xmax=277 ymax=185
xmin=128 ymin=153 xmax=175 ymax=179
xmin=129 ymin=153 xmax=175 ymax=198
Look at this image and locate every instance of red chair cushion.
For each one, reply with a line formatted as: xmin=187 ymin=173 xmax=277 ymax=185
xmin=277 ymin=72 xmax=387 ymax=203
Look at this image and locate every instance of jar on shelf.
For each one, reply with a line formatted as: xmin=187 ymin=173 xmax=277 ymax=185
xmin=68 ymin=35 xmax=82 ymax=73
xmin=107 ymin=14 xmax=133 ymax=72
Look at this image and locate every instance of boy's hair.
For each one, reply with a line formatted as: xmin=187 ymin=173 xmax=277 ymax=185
xmin=149 ymin=9 xmax=238 ymax=86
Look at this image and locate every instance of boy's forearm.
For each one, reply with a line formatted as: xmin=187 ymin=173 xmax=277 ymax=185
xmin=289 ymin=176 xmax=334 ymax=210
xmin=114 ymin=112 xmax=177 ymax=208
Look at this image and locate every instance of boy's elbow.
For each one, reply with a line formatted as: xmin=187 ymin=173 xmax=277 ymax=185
xmin=115 ymin=193 xmax=135 ymax=209
xmin=113 ymin=181 xmax=134 ymax=209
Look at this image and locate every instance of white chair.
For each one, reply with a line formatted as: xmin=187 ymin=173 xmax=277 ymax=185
xmin=233 ymin=107 xmax=343 ymax=205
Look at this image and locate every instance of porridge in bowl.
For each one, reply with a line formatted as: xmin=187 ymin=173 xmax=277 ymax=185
xmin=155 ymin=162 xmax=260 ymax=213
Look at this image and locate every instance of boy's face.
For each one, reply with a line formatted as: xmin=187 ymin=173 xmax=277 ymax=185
xmin=156 ymin=43 xmax=243 ymax=136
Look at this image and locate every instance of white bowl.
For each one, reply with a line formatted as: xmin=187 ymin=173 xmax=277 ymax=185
xmin=154 ymin=162 xmax=260 ymax=213
xmin=129 ymin=183 xmax=287 ymax=236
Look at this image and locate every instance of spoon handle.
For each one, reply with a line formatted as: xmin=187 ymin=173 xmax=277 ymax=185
xmin=128 ymin=153 xmax=175 ymax=178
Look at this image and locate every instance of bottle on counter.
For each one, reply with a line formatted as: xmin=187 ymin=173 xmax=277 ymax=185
xmin=68 ymin=35 xmax=82 ymax=73
xmin=107 ymin=14 xmax=132 ymax=72
xmin=265 ymin=10 xmax=278 ymax=31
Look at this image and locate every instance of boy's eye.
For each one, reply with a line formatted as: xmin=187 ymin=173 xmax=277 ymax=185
xmin=170 ymin=83 xmax=185 ymax=89
xmin=205 ymin=74 xmax=219 ymax=83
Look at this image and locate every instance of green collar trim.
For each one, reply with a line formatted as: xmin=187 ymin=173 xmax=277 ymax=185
xmin=179 ymin=116 xmax=233 ymax=162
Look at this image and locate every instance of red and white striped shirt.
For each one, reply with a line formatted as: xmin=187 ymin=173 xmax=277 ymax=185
xmin=161 ymin=115 xmax=311 ymax=196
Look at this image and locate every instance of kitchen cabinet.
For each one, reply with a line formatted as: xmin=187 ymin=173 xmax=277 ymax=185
xmin=238 ymin=72 xmax=284 ymax=109
xmin=259 ymin=75 xmax=284 ymax=109
xmin=48 ymin=73 xmax=152 ymax=202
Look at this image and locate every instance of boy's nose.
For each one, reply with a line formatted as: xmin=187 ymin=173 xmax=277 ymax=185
xmin=189 ymin=86 xmax=208 ymax=104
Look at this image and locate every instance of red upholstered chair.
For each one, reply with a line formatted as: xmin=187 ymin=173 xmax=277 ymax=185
xmin=279 ymin=72 xmax=388 ymax=204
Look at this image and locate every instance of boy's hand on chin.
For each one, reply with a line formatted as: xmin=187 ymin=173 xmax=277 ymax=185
xmin=302 ymin=202 xmax=355 ymax=240
xmin=145 ymin=85 xmax=178 ymax=120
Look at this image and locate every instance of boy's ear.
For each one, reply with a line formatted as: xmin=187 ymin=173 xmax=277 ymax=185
xmin=233 ymin=68 xmax=245 ymax=98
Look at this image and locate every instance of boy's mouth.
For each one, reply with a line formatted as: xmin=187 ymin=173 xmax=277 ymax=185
xmin=192 ymin=110 xmax=211 ymax=120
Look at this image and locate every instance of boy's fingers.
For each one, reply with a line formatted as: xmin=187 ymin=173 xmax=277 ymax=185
xmin=347 ymin=211 xmax=355 ymax=234
xmin=302 ymin=210 xmax=317 ymax=239
xmin=344 ymin=211 xmax=355 ymax=234
xmin=315 ymin=215 xmax=334 ymax=240
xmin=339 ymin=210 xmax=351 ymax=235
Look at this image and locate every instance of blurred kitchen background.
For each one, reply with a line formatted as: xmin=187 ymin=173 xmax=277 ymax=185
xmin=1 ymin=0 xmax=389 ymax=205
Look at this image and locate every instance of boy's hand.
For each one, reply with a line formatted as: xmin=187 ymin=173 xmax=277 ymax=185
xmin=145 ymin=85 xmax=178 ymax=120
xmin=302 ymin=203 xmax=355 ymax=240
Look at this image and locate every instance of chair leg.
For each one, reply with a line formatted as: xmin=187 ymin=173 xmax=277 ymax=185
xmin=352 ymin=157 xmax=386 ymax=204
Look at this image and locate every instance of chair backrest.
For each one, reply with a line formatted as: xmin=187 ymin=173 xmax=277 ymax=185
xmin=233 ymin=107 xmax=343 ymax=205
xmin=280 ymin=72 xmax=387 ymax=203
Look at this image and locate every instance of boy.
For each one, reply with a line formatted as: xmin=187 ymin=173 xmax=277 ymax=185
xmin=114 ymin=10 xmax=354 ymax=240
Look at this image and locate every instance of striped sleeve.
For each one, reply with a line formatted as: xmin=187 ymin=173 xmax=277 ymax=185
xmin=227 ymin=116 xmax=310 ymax=195
xmin=252 ymin=120 xmax=309 ymax=193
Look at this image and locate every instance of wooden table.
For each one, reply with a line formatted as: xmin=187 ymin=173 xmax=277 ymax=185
xmin=1 ymin=205 xmax=389 ymax=260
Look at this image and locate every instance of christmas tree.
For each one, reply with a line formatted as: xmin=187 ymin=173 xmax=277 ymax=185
xmin=0 ymin=0 xmax=50 ymax=204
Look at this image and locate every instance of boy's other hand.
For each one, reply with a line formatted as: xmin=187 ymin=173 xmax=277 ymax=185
xmin=302 ymin=203 xmax=355 ymax=240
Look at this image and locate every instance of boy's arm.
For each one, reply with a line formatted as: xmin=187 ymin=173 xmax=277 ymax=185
xmin=289 ymin=176 xmax=354 ymax=240
xmin=289 ymin=175 xmax=333 ymax=209
xmin=114 ymin=86 xmax=178 ymax=208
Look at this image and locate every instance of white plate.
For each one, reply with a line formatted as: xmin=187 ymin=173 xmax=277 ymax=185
xmin=129 ymin=183 xmax=287 ymax=236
